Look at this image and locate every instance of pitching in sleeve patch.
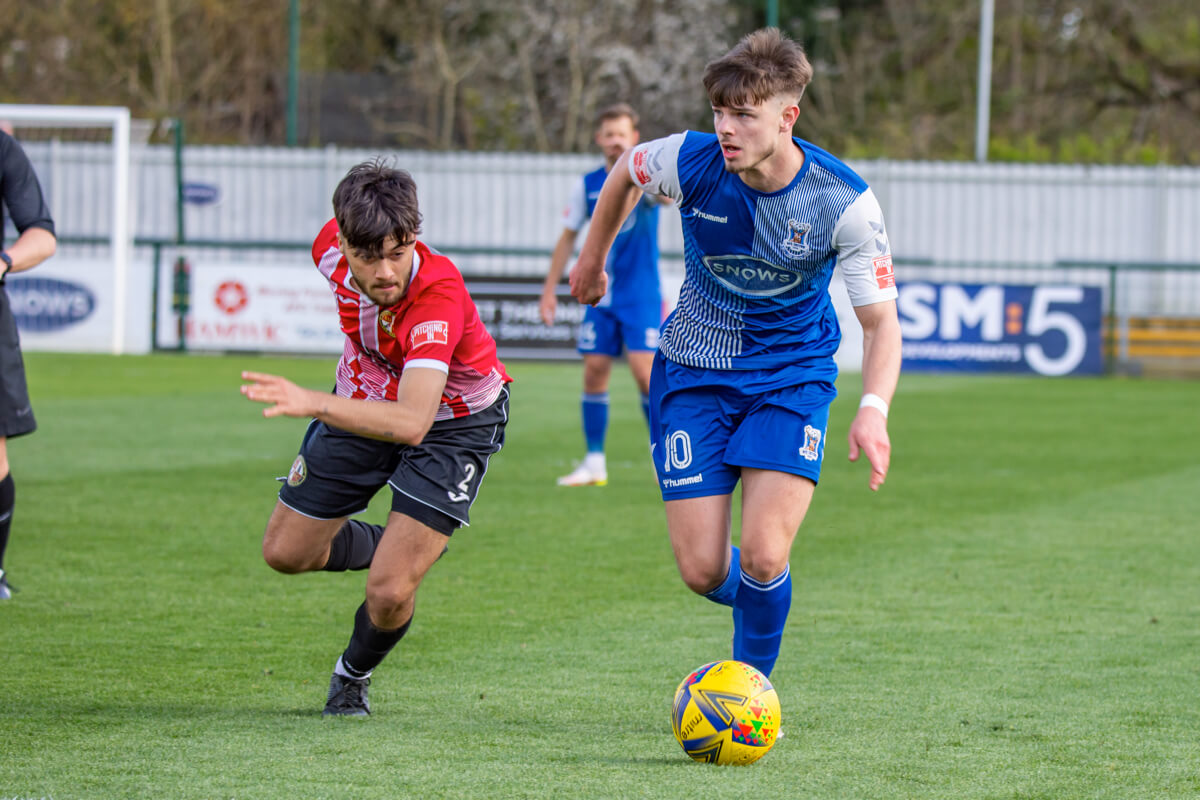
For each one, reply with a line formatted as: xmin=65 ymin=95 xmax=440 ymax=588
xmin=410 ymin=320 xmax=450 ymax=349
xmin=632 ymin=147 xmax=653 ymax=186
xmin=873 ymin=255 xmax=895 ymax=289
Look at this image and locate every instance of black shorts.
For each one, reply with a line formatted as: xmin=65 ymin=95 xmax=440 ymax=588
xmin=0 ymin=290 xmax=35 ymax=439
xmin=277 ymin=386 xmax=509 ymax=536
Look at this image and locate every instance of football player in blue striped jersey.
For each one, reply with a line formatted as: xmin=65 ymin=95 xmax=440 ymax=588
xmin=570 ymin=29 xmax=901 ymax=678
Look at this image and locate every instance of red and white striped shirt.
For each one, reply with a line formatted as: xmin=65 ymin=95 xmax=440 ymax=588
xmin=312 ymin=219 xmax=511 ymax=420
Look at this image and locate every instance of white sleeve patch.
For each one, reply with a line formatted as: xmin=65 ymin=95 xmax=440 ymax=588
xmin=627 ymin=133 xmax=685 ymax=203
xmin=833 ymin=189 xmax=898 ymax=307
xmin=403 ymin=358 xmax=449 ymax=374
xmin=560 ymin=178 xmax=588 ymax=232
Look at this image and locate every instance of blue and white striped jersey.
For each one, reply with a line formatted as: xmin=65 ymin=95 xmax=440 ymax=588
xmin=628 ymin=131 xmax=896 ymax=373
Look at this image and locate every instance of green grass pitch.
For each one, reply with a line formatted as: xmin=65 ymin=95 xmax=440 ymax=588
xmin=1 ymin=353 xmax=1198 ymax=799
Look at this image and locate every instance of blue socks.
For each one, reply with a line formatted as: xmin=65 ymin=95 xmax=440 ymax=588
xmin=701 ymin=546 xmax=792 ymax=677
xmin=581 ymin=392 xmax=608 ymax=454
xmin=732 ymin=565 xmax=792 ymax=678
xmin=703 ymin=545 xmax=742 ymax=607
xmin=581 ymin=392 xmax=650 ymax=452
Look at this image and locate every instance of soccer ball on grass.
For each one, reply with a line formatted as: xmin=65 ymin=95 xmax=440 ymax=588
xmin=671 ymin=660 xmax=781 ymax=765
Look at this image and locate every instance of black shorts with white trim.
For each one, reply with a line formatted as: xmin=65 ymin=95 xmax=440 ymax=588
xmin=277 ymin=386 xmax=509 ymax=536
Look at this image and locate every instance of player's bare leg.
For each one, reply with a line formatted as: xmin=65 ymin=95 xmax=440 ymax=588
xmin=733 ymin=468 xmax=815 ymax=677
xmin=626 ymin=350 xmax=654 ymax=396
xmin=261 ymin=502 xmax=344 ymax=573
xmin=627 ymin=349 xmax=656 ymax=468
xmin=664 ymin=494 xmax=735 ymax=595
xmin=323 ymin=511 xmax=449 ymax=716
xmin=262 ymin=501 xmax=387 ymax=575
xmin=558 ymin=354 xmax=615 ymax=486
xmin=364 ymin=512 xmax=449 ymax=629
xmin=664 ymin=470 xmax=813 ymax=677
xmin=738 ymin=469 xmax=813 ymax=582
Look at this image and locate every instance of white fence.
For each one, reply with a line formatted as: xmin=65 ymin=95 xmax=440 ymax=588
xmin=8 ymin=139 xmax=1200 ymax=360
xmin=18 ymin=141 xmax=1200 ymax=270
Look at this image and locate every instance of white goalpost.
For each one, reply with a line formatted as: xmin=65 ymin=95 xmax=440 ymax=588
xmin=0 ymin=104 xmax=133 ymax=354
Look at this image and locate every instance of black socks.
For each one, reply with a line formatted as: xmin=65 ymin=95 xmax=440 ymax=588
xmin=0 ymin=473 xmax=14 ymax=571
xmin=340 ymin=601 xmax=411 ymax=678
xmin=322 ymin=519 xmax=384 ymax=571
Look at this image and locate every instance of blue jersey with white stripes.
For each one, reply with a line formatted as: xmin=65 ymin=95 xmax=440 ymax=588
xmin=564 ymin=165 xmax=662 ymax=311
xmin=628 ymin=132 xmax=895 ymax=376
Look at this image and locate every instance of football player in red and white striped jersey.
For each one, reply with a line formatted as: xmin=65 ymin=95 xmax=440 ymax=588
xmin=242 ymin=160 xmax=512 ymax=716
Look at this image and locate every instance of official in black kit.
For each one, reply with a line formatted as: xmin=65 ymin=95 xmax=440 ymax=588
xmin=0 ymin=123 xmax=58 ymax=599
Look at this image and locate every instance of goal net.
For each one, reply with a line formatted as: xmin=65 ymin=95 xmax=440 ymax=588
xmin=0 ymin=104 xmax=137 ymax=354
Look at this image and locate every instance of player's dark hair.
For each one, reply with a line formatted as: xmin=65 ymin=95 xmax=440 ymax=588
xmin=703 ymin=28 xmax=813 ymax=108
xmin=332 ymin=159 xmax=423 ymax=260
xmin=596 ymin=103 xmax=639 ymax=129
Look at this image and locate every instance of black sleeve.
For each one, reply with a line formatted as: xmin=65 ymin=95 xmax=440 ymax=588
xmin=1 ymin=132 xmax=56 ymax=242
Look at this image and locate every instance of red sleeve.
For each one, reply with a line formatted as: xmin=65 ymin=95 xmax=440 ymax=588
xmin=393 ymin=285 xmax=466 ymax=368
xmin=312 ymin=219 xmax=339 ymax=266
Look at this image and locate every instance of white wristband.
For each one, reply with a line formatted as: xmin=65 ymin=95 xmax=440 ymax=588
xmin=859 ymin=393 xmax=889 ymax=418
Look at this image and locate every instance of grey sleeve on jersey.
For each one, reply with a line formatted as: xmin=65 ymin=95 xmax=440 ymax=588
xmin=627 ymin=133 xmax=686 ymax=203
xmin=832 ymin=189 xmax=898 ymax=307
xmin=560 ymin=178 xmax=588 ymax=232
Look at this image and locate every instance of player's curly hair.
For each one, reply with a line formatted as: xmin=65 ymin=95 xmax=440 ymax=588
xmin=703 ymin=28 xmax=813 ymax=108
xmin=332 ymin=158 xmax=423 ymax=260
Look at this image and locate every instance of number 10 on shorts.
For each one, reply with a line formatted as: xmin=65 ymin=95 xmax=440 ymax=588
xmin=662 ymin=430 xmax=693 ymax=473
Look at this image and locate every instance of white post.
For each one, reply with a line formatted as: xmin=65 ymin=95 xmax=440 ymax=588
xmin=111 ymin=108 xmax=131 ymax=354
xmin=0 ymin=104 xmax=134 ymax=354
xmin=975 ymin=0 xmax=995 ymax=163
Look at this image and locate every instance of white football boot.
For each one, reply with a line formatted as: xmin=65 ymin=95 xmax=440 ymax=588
xmin=556 ymin=454 xmax=608 ymax=486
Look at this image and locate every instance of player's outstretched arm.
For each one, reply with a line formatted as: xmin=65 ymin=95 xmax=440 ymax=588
xmin=847 ymin=299 xmax=902 ymax=491
xmin=540 ymin=228 xmax=578 ymax=325
xmin=241 ymin=367 xmax=447 ymax=445
xmin=569 ymin=149 xmax=642 ymax=306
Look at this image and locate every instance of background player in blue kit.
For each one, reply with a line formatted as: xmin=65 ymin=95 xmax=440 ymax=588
xmin=540 ymin=104 xmax=664 ymax=487
xmin=570 ymin=29 xmax=902 ymax=678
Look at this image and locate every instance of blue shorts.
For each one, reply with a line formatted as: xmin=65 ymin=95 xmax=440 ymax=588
xmin=577 ymin=302 xmax=662 ymax=357
xmin=648 ymin=352 xmax=836 ymax=500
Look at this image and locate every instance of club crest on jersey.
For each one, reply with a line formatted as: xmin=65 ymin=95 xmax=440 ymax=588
xmin=379 ymin=309 xmax=397 ymax=337
xmin=287 ymin=455 xmax=307 ymax=486
xmin=782 ymin=219 xmax=813 ymax=259
xmin=410 ymin=320 xmax=449 ymax=349
xmin=701 ymin=254 xmax=806 ymax=297
xmin=799 ymin=425 xmax=822 ymax=462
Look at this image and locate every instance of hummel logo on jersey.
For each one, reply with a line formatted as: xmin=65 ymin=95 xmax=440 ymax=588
xmin=701 ymin=254 xmax=806 ymax=297
xmin=410 ymin=320 xmax=450 ymax=349
xmin=799 ymin=425 xmax=822 ymax=462
xmin=692 ymin=207 xmax=728 ymax=224
xmin=870 ymin=219 xmax=889 ymax=254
